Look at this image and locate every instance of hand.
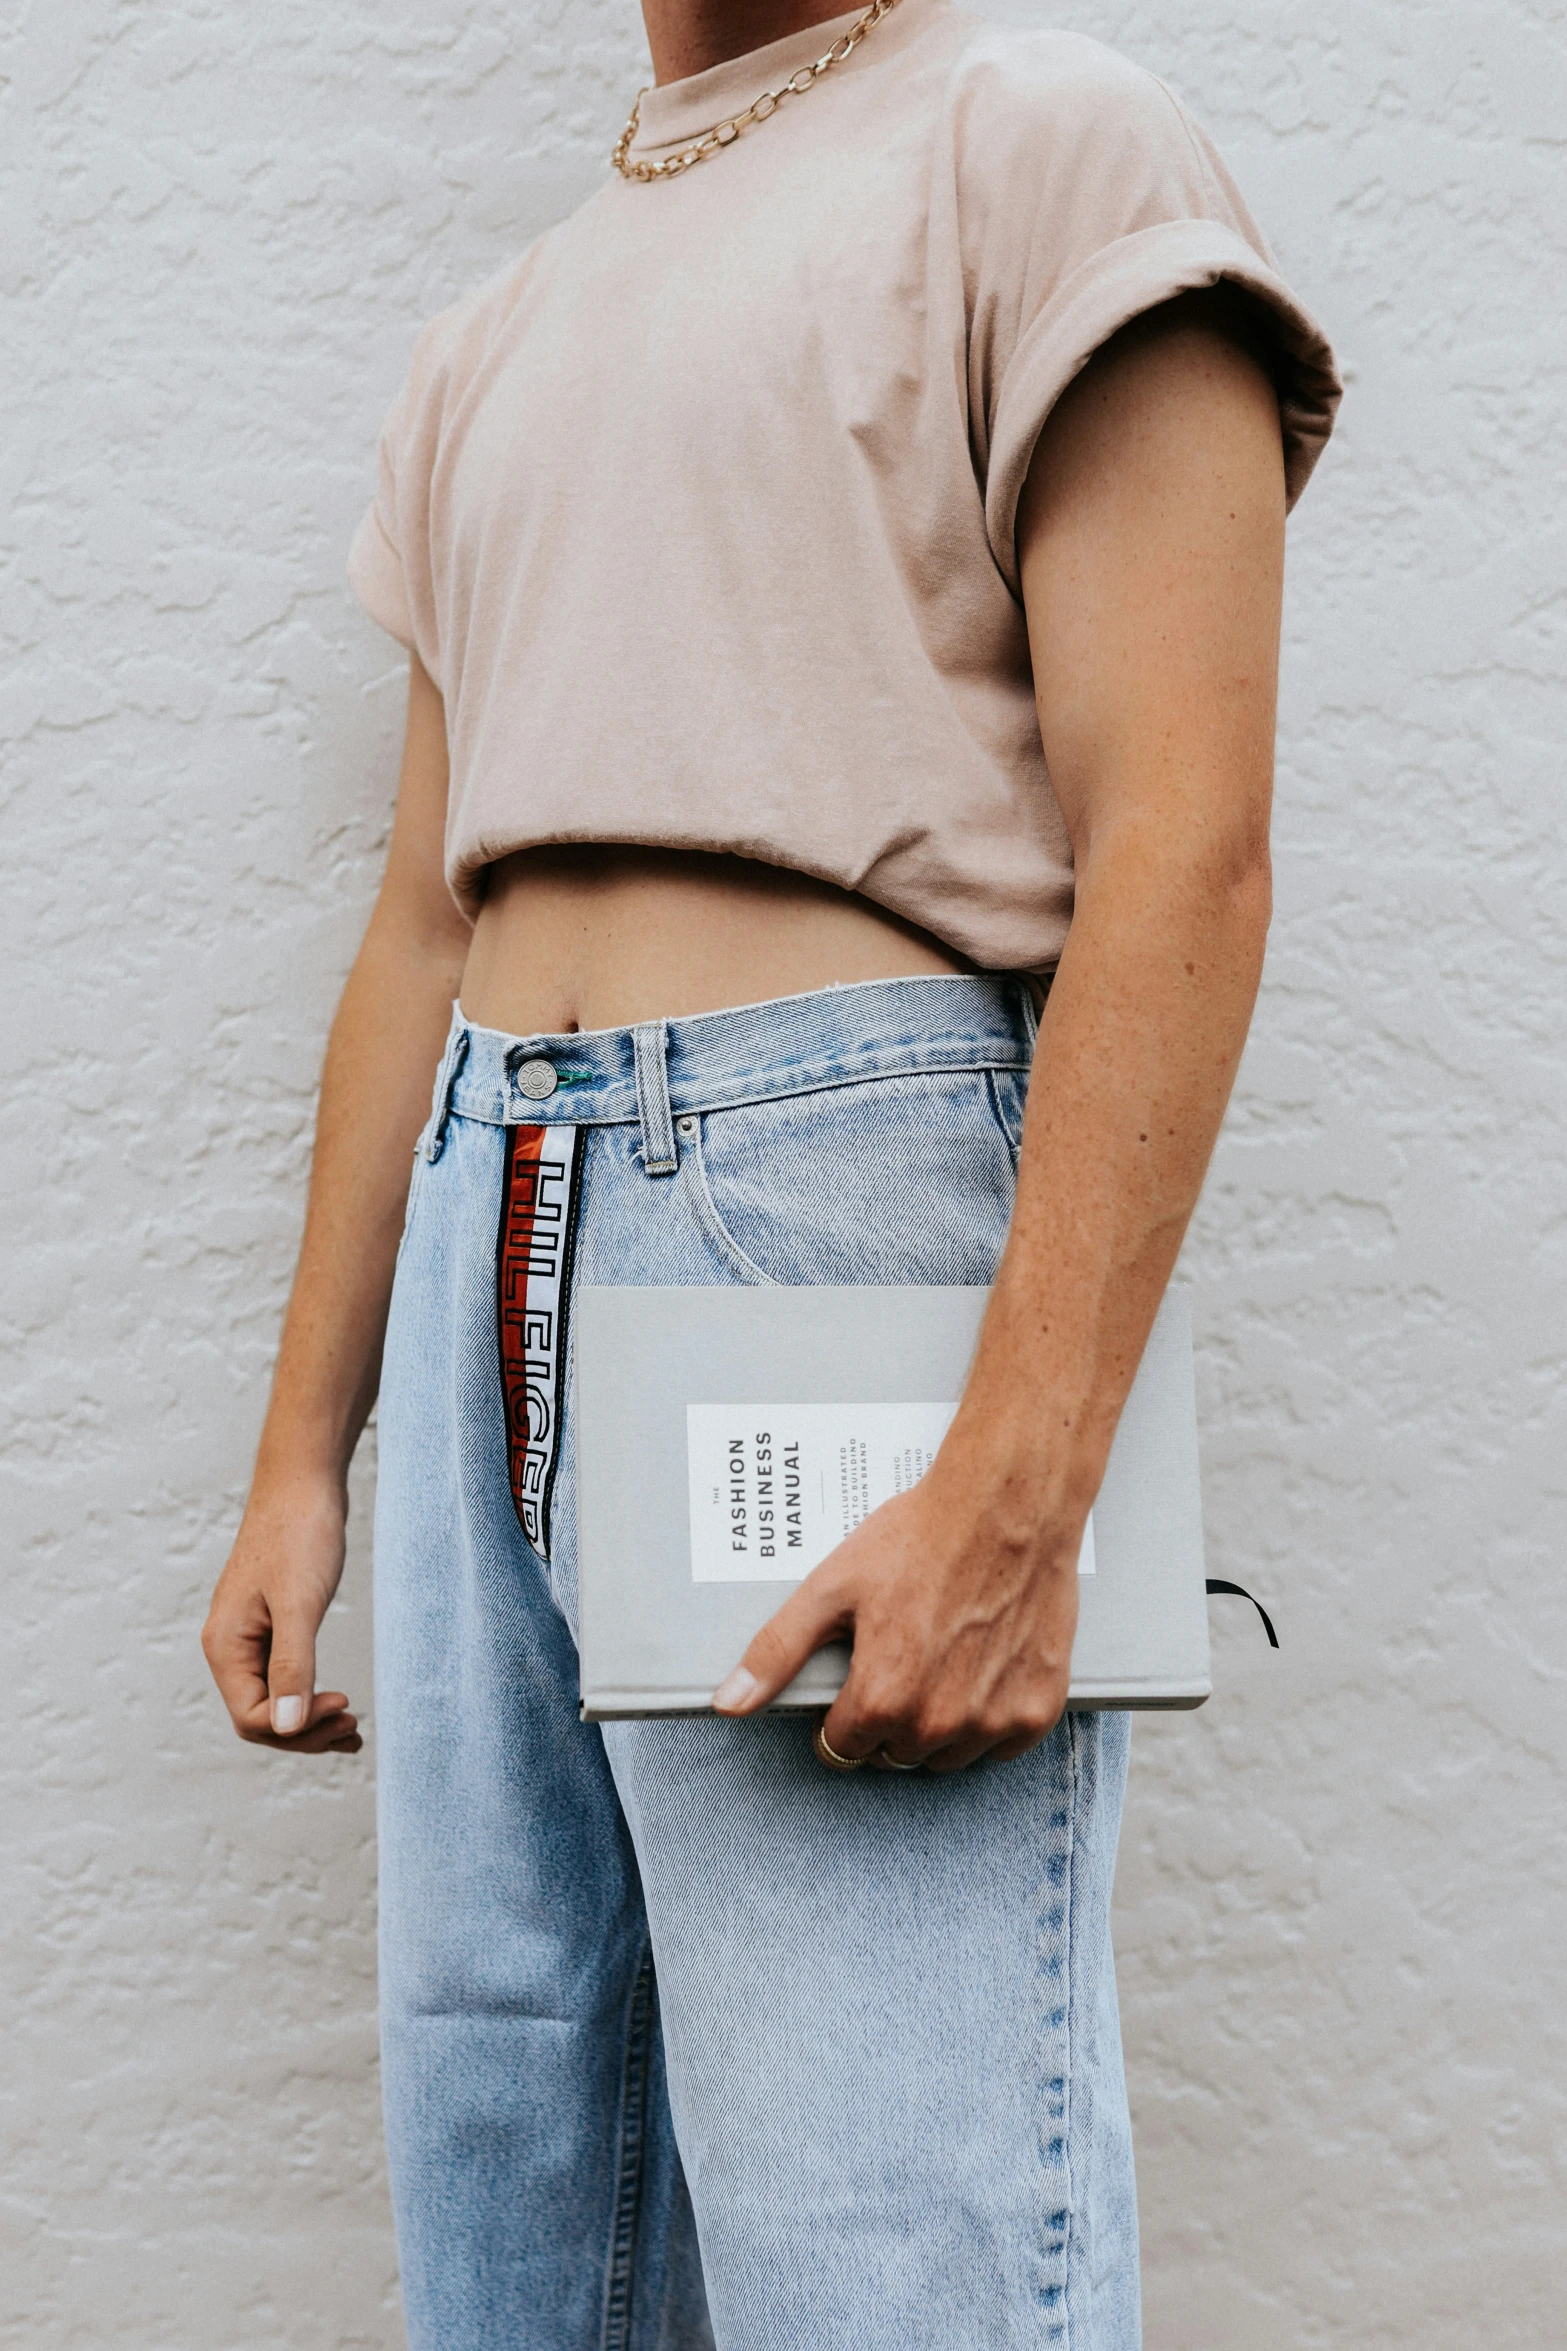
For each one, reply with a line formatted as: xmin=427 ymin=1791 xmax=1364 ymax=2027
xmin=202 ymin=1474 xmax=362 ymax=1755
xmin=712 ymin=1429 xmax=1083 ymax=1773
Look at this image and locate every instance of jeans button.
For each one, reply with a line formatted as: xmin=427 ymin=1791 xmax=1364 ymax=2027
xmin=515 ymin=1058 xmax=557 ymax=1101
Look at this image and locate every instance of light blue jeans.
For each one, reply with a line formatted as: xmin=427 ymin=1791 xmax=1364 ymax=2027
xmin=374 ymin=974 xmax=1139 ymax=2350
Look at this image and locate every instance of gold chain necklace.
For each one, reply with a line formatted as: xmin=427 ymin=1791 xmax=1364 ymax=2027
xmin=611 ymin=0 xmax=902 ymax=181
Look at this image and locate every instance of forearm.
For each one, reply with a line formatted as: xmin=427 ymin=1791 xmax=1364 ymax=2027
xmin=954 ymin=294 xmax=1286 ymax=1540
xmin=253 ymin=913 xmax=466 ymax=1493
xmin=720 ymin=299 xmax=1285 ymax=1766
xmin=204 ymin=651 xmax=465 ymax=1751
xmin=952 ymin=820 xmax=1269 ymax=1528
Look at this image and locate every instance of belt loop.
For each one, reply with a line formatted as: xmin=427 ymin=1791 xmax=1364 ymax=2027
xmin=633 ymin=1020 xmax=678 ymax=1177
xmin=423 ymin=1012 xmax=470 ymax=1163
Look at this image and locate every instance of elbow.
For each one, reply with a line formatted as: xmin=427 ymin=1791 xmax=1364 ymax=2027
xmin=1069 ymin=790 xmax=1274 ymax=976
xmin=1226 ymin=842 xmax=1273 ymax=948
xmin=1166 ymin=819 xmax=1273 ymax=977
xmin=1204 ymin=842 xmax=1272 ymax=988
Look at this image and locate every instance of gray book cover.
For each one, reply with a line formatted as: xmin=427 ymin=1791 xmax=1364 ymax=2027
xmin=575 ymin=1285 xmax=1210 ymax=1718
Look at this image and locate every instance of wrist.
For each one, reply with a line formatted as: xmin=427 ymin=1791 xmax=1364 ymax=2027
xmin=252 ymin=1371 xmax=374 ymax=1499
xmin=935 ymin=1396 xmax=1105 ymax=1545
xmin=249 ymin=1432 xmax=352 ymax=1518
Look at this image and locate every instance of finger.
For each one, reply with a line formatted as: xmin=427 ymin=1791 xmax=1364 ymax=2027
xmin=818 ymin=1664 xmax=918 ymax=1766
xmin=813 ymin=1715 xmax=866 ymax=1773
xmin=920 ymin=1737 xmax=996 ymax=1776
xmin=983 ymin=1727 xmax=1053 ymax=1767
xmin=276 ymin=1713 xmax=360 ymax=1756
xmin=266 ymin=1598 xmax=322 ymax=1737
xmin=924 ymin=1715 xmax=1059 ymax=1773
xmin=712 ymin=1566 xmax=853 ymax=1714
xmin=241 ymin=1704 xmax=360 ymax=1754
xmin=202 ymin=1602 xmax=274 ymax=1734
xmin=237 ymin=1689 xmax=353 ymax=1744
xmin=293 ymin=1710 xmax=362 ymax=1755
xmin=245 ymin=1728 xmax=362 ymax=1756
xmin=866 ymin=1741 xmax=925 ymax=1773
xmin=297 ymin=1693 xmax=355 ymax=1748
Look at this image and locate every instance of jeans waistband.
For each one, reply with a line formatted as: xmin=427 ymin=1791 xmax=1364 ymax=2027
xmin=428 ymin=972 xmax=1038 ymax=1171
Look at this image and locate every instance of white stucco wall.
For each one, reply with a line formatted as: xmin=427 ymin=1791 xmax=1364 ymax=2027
xmin=3 ymin=2 xmax=1562 ymax=2343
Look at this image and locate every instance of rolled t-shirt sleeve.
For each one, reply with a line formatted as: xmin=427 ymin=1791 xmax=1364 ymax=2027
xmin=345 ymin=306 xmax=457 ymax=683
xmin=960 ymin=40 xmax=1342 ymax=593
xmin=347 ymin=495 xmax=414 ymax=653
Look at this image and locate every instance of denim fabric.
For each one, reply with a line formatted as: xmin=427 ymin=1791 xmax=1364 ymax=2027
xmin=374 ymin=974 xmax=1139 ymax=2351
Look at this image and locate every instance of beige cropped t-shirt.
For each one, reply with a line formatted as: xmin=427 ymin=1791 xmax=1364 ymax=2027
xmin=347 ymin=0 xmax=1340 ymax=973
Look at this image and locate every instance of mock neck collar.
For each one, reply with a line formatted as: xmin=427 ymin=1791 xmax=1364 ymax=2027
xmin=629 ymin=0 xmax=943 ymax=155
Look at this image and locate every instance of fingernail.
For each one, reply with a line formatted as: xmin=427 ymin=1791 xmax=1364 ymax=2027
xmin=712 ymin=1667 xmax=760 ymax=1714
xmin=272 ymin=1694 xmax=307 ymax=1735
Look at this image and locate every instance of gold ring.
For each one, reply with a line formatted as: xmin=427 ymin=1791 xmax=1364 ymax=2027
xmin=813 ymin=1720 xmax=863 ymax=1772
xmin=874 ymin=1746 xmax=922 ymax=1772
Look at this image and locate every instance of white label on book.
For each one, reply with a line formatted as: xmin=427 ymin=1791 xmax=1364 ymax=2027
xmin=686 ymin=1402 xmax=1095 ymax=1583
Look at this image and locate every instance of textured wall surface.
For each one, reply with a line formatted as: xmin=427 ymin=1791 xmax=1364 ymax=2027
xmin=2 ymin=1 xmax=1562 ymax=2344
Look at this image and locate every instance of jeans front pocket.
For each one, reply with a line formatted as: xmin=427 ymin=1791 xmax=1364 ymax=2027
xmin=395 ymin=1142 xmax=430 ymax=1268
xmin=985 ymin=1067 xmax=1029 ymax=1167
xmin=689 ymin=1067 xmax=1020 ymax=1288
xmin=680 ymin=1117 xmax=780 ymax=1286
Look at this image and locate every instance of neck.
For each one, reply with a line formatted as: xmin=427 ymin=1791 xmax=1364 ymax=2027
xmin=639 ymin=0 xmax=859 ymax=84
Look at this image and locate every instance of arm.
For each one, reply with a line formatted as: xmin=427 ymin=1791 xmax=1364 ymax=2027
xmin=714 ymin=291 xmax=1284 ymax=1768
xmin=202 ymin=652 xmax=469 ymax=1752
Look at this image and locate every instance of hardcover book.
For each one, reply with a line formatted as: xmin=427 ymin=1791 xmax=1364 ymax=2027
xmin=574 ymin=1284 xmax=1210 ymax=1718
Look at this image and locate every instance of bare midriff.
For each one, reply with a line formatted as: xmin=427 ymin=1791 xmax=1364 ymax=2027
xmin=456 ymin=844 xmax=974 ymax=1036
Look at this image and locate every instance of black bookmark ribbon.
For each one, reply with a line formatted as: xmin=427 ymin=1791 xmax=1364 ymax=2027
xmin=1205 ymin=1579 xmax=1279 ymax=1649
